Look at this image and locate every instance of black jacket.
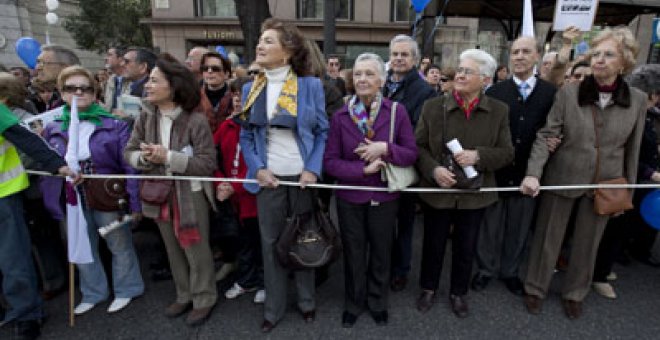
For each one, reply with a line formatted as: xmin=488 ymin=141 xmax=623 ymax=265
xmin=638 ymin=108 xmax=660 ymax=181
xmin=3 ymin=124 xmax=66 ymax=174
xmin=485 ymin=77 xmax=556 ymax=190
xmin=382 ymin=67 xmax=437 ymax=127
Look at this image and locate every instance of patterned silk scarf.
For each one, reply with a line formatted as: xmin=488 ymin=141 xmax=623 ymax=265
xmin=239 ymin=68 xmax=298 ymax=123
xmin=348 ymin=94 xmax=382 ymax=139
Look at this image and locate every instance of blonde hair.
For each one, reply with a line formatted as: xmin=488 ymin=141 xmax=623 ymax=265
xmin=589 ymin=27 xmax=639 ymax=74
xmin=56 ymin=65 xmax=98 ymax=94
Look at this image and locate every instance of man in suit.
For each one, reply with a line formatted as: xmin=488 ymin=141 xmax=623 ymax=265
xmin=382 ymin=34 xmax=436 ymax=292
xmin=102 ymin=46 xmax=131 ymax=112
xmin=472 ymin=36 xmax=557 ymax=296
xmin=114 ymin=47 xmax=157 ymax=120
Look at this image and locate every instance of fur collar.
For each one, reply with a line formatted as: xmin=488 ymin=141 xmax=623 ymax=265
xmin=578 ymin=75 xmax=631 ymax=108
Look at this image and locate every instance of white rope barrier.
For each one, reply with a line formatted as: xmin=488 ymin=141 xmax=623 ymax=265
xmin=26 ymin=170 xmax=660 ymax=193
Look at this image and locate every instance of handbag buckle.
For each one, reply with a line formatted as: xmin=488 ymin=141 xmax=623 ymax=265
xmin=370 ymin=200 xmax=380 ymax=207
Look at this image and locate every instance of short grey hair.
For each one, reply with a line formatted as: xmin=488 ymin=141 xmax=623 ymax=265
xmin=459 ymin=49 xmax=497 ymax=78
xmin=354 ymin=53 xmax=387 ymax=83
xmin=627 ymin=64 xmax=660 ymax=97
xmin=389 ymin=34 xmax=420 ymax=64
xmin=42 ymin=45 xmax=80 ymax=66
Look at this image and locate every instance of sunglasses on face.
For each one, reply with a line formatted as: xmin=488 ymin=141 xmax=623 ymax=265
xmin=62 ymin=85 xmax=95 ymax=94
xmin=440 ymin=77 xmax=449 ymax=82
xmin=247 ymin=70 xmax=260 ymax=76
xmin=201 ymin=65 xmax=223 ymax=73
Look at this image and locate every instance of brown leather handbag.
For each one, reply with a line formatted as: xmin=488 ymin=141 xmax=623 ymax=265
xmin=591 ymin=106 xmax=633 ymax=215
xmin=83 ymin=178 xmax=127 ymax=211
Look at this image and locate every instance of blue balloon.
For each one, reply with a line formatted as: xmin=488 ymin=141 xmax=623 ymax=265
xmin=215 ymin=45 xmax=227 ymax=58
xmin=15 ymin=37 xmax=41 ymax=69
xmin=641 ymin=190 xmax=660 ymax=230
xmin=411 ymin=0 xmax=431 ymax=13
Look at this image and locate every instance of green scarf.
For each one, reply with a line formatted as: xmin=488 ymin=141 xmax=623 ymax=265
xmin=0 ymin=103 xmax=20 ymax=134
xmin=60 ymin=103 xmax=116 ymax=131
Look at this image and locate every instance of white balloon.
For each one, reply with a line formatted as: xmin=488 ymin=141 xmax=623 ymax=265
xmin=46 ymin=0 xmax=59 ymax=11
xmin=46 ymin=12 xmax=58 ymax=25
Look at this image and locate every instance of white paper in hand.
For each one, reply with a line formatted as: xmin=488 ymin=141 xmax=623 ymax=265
xmin=446 ymin=138 xmax=479 ymax=179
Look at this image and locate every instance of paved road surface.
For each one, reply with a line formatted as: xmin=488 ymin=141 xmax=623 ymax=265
xmin=3 ymin=217 xmax=660 ymax=339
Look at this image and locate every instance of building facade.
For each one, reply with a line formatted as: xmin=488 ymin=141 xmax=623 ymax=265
xmin=0 ymin=0 xmax=104 ymax=70
xmin=146 ymin=0 xmax=519 ymax=69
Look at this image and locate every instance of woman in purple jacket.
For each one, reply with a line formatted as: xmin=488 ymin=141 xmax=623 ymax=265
xmin=323 ymin=53 xmax=418 ymax=328
xmin=41 ymin=66 xmax=143 ymax=315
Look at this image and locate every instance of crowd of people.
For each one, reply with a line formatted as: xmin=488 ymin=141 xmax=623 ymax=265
xmin=0 ymin=17 xmax=659 ymax=339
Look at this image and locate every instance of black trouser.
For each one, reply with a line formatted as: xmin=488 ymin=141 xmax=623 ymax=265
xmin=338 ymin=198 xmax=398 ymax=314
xmin=23 ymin=197 xmax=66 ymax=293
xmin=420 ymin=205 xmax=485 ymax=296
xmin=627 ymin=189 xmax=659 ymax=260
xmin=594 ymin=214 xmax=628 ymax=282
xmin=234 ymin=217 xmax=263 ymax=289
xmin=392 ymin=193 xmax=417 ymax=279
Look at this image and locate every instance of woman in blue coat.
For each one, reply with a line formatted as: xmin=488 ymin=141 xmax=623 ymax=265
xmin=238 ymin=18 xmax=328 ymax=333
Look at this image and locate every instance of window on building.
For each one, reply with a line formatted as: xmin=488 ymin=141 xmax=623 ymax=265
xmin=391 ymin=0 xmax=415 ymax=22
xmin=297 ymin=0 xmax=353 ymax=20
xmin=196 ymin=0 xmax=237 ymax=17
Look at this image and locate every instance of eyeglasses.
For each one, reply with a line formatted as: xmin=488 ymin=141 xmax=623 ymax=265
xmin=62 ymin=85 xmax=95 ymax=94
xmin=201 ymin=65 xmax=223 ymax=73
xmin=455 ymin=67 xmax=480 ymax=76
xmin=440 ymin=77 xmax=449 ymax=82
xmin=247 ymin=70 xmax=260 ymax=76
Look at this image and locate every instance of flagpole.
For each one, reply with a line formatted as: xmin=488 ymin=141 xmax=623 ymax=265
xmin=69 ymin=263 xmax=75 ymax=327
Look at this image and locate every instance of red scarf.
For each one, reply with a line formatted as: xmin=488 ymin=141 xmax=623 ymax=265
xmin=159 ymin=192 xmax=201 ymax=248
xmin=452 ymin=90 xmax=480 ymax=119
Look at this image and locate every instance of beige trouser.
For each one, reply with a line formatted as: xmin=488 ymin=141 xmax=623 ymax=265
xmin=524 ymin=192 xmax=609 ymax=302
xmin=157 ymin=191 xmax=217 ymax=309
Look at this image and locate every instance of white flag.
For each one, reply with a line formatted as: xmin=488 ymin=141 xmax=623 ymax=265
xmin=65 ymin=96 xmax=93 ymax=264
xmin=522 ymin=0 xmax=535 ymax=37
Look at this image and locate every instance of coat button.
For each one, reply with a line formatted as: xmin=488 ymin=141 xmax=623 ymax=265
xmin=519 ymin=117 xmax=524 ymax=121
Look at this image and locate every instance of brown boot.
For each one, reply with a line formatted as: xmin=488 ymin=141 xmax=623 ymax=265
xmin=186 ymin=306 xmax=214 ymax=326
xmin=523 ymin=294 xmax=543 ymax=315
xmin=164 ymin=302 xmax=192 ymax=318
xmin=562 ymin=299 xmax=583 ymax=320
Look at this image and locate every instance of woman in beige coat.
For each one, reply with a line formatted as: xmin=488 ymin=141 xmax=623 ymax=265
xmin=124 ymin=54 xmax=217 ymax=327
xmin=520 ymin=27 xmax=647 ymax=320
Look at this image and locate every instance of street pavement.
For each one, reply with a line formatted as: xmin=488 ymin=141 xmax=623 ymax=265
xmin=3 ymin=216 xmax=660 ymax=339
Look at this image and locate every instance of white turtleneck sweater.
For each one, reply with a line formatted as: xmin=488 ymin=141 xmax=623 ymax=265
xmin=264 ymin=65 xmax=303 ymax=176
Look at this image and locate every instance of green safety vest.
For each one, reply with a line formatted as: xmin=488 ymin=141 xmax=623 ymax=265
xmin=0 ymin=135 xmax=29 ymax=198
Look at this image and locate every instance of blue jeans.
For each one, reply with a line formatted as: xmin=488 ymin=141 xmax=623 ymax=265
xmin=77 ymin=209 xmax=144 ymax=304
xmin=0 ymin=193 xmax=43 ymax=322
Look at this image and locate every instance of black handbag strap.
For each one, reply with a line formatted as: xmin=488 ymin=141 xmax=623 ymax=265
xmin=591 ymin=105 xmax=601 ymax=183
xmin=441 ymin=94 xmax=452 ymax=158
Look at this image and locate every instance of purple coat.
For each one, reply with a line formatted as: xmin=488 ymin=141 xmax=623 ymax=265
xmin=40 ymin=117 xmax=141 ymax=220
xmin=323 ymin=98 xmax=418 ymax=204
